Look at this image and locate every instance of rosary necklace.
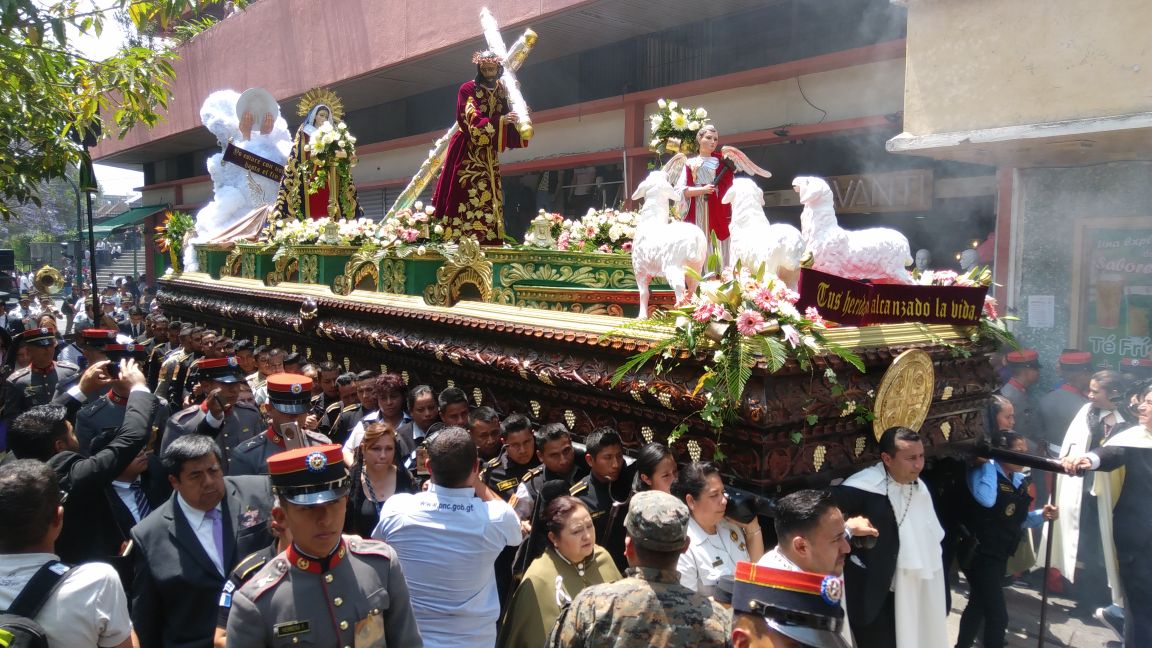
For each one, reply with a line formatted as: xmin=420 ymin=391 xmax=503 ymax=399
xmin=885 ymin=472 xmax=914 ymax=527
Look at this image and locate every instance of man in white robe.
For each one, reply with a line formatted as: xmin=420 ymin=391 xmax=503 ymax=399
xmin=834 ymin=426 xmax=948 ymax=648
xmin=1041 ymin=379 xmax=1128 ymax=621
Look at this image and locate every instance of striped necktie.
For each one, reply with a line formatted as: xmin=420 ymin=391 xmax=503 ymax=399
xmin=129 ymin=480 xmax=152 ymax=521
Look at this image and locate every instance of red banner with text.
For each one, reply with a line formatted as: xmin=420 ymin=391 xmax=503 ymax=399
xmin=797 ymin=268 xmax=987 ymax=327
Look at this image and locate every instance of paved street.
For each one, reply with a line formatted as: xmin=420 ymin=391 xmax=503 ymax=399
xmin=948 ymin=574 xmax=1120 ymax=647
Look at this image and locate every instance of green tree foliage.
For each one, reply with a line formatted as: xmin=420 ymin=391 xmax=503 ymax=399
xmin=0 ymin=0 xmax=240 ymax=221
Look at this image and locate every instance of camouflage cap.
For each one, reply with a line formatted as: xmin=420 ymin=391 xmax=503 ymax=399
xmin=625 ymin=490 xmax=690 ymax=551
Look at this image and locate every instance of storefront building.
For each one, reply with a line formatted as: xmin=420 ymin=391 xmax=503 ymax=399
xmin=889 ymin=0 xmax=1152 ymax=383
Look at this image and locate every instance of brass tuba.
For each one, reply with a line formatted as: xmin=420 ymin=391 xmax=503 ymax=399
xmin=34 ymin=265 xmax=63 ymax=295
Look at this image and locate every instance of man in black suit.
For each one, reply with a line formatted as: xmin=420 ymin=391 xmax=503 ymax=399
xmin=118 ymin=306 xmax=147 ymax=340
xmin=130 ymin=434 xmax=274 ymax=648
xmin=86 ymin=424 xmax=169 ymax=594
xmin=834 ymin=426 xmax=947 ymax=648
xmin=6 ymin=357 xmax=156 ymax=565
xmin=1065 ymin=382 xmax=1152 ymax=647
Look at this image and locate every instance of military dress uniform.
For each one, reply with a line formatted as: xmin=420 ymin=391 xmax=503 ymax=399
xmin=216 ymin=544 xmax=278 ymax=634
xmin=164 ymin=401 xmax=263 ymax=471
xmin=728 ymin=562 xmax=850 ymax=648
xmin=230 ymin=426 xmax=331 ymax=476
xmin=77 ymin=388 xmax=171 ymax=455
xmin=161 ymin=357 xmax=264 ymax=473
xmin=0 ymin=327 xmax=79 ymax=425
xmin=74 ymin=339 xmax=170 ymax=454
xmin=230 ymin=374 xmax=331 ymax=476
xmin=329 ymin=403 xmax=367 ymax=447
xmin=156 ymin=346 xmax=195 ymax=405
xmin=483 ymin=449 xmax=540 ymax=501
xmin=223 ymin=444 xmax=423 ymax=647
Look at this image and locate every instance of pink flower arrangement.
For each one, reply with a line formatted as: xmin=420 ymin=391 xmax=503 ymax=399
xmin=527 ymin=208 xmax=637 ymax=254
xmin=736 ymin=308 xmax=766 ymax=336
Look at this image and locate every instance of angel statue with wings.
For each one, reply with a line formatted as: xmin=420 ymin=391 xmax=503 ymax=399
xmin=663 ymin=124 xmax=771 ymax=266
xmin=270 ymin=88 xmax=362 ymax=223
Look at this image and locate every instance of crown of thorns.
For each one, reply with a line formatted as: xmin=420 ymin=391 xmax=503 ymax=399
xmin=472 ymin=50 xmax=503 ymax=65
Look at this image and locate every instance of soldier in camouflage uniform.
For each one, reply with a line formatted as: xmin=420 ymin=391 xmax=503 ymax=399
xmin=224 ymin=444 xmax=422 ymax=647
xmin=551 ymin=490 xmax=730 ymax=648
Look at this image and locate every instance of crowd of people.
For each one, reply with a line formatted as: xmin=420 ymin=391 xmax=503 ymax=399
xmin=0 ymin=304 xmax=1149 ymax=647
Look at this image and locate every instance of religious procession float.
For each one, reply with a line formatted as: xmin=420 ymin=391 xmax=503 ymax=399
xmin=157 ymin=12 xmax=1013 ymax=494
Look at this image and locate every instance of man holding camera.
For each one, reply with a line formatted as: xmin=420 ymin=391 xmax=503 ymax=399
xmin=5 ymin=358 xmax=157 ymax=565
xmin=163 ymin=356 xmax=263 ymax=474
xmin=230 ymin=373 xmax=331 ymax=476
xmin=76 ymin=339 xmax=171 ymax=455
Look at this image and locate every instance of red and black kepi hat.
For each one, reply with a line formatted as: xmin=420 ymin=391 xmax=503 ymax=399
xmin=195 ymin=356 xmax=246 ymax=384
xmin=105 ymin=342 xmax=145 ymax=361
xmin=80 ymin=329 xmax=118 ymax=349
xmin=15 ymin=327 xmax=57 ymax=347
xmin=1005 ymin=348 xmax=1040 ymax=369
xmin=266 ymin=373 xmax=314 ymax=414
xmin=732 ymin=562 xmax=849 ymax=648
xmin=1058 ymin=349 xmax=1092 ymax=367
xmin=267 ymin=444 xmax=349 ymax=505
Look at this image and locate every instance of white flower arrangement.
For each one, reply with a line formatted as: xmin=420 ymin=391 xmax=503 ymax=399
xmin=648 ymin=98 xmax=712 ymax=155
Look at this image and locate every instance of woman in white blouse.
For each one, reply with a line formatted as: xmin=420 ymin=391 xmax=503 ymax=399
xmin=672 ymin=461 xmax=764 ymax=596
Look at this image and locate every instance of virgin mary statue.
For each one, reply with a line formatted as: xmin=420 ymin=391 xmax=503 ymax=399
xmin=270 ymin=88 xmax=362 ymax=222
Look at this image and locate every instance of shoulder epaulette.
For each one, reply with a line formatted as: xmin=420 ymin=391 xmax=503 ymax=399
xmin=173 ymin=403 xmax=200 ymax=419
xmin=236 ymin=435 xmax=265 ymax=451
xmin=56 ymin=360 xmax=79 ymax=371
xmin=346 ymin=535 xmax=393 ymax=560
xmin=486 ymin=456 xmax=501 ymax=468
xmin=569 ymin=481 xmax=589 ymax=496
xmin=306 ymin=430 xmax=332 ymax=444
xmin=249 ymin=557 xmax=289 ymax=601
xmin=235 ymin=551 xmax=270 ymax=580
xmin=5 ymin=366 xmax=30 ymax=381
xmin=341 ymin=404 xmax=359 ymax=413
xmin=521 ymin=465 xmax=543 ymax=483
xmin=324 ymin=402 xmax=342 ymax=414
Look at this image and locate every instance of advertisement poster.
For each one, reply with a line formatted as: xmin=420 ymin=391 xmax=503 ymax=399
xmin=1079 ymin=223 xmax=1152 ymax=373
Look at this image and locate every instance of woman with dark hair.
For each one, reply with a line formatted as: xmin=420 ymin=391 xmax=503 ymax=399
xmin=988 ymin=393 xmax=1015 ymax=432
xmin=345 ymin=421 xmax=415 ymax=536
xmin=673 ymin=461 xmax=764 ymax=596
xmin=373 ymin=372 xmax=409 ymax=431
xmin=498 ymin=496 xmax=620 ymax=647
xmin=956 ymin=431 xmax=1057 ymax=648
xmin=631 ymin=442 xmax=677 ymax=494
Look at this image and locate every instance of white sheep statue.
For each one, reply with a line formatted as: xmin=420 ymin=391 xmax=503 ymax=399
xmin=723 ymin=177 xmax=805 ymax=288
xmin=630 ymin=171 xmax=708 ymax=319
xmin=794 ymin=176 xmax=914 ymax=284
